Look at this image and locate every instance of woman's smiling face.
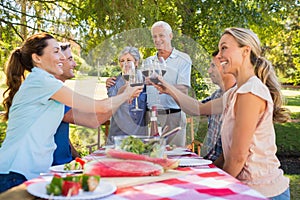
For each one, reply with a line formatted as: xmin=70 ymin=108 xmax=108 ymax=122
xmin=33 ymin=38 xmax=65 ymax=76
xmin=218 ymin=33 xmax=244 ymax=75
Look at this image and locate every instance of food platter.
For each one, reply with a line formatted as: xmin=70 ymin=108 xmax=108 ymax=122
xmin=27 ymin=180 xmax=116 ymax=200
xmin=49 ymin=164 xmax=83 ymax=173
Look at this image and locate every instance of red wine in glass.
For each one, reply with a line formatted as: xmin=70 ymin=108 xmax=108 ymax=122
xmin=131 ymin=69 xmax=144 ymax=111
xmin=142 ymin=70 xmax=150 ymax=77
xmin=130 ymin=82 xmax=144 ymax=87
xmin=123 ymin=74 xmax=130 ymax=81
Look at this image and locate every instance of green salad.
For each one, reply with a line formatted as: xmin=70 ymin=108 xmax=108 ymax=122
xmin=120 ymin=136 xmax=164 ymax=157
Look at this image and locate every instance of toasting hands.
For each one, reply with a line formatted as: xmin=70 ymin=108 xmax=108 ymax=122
xmin=151 ymin=76 xmax=170 ymax=95
xmin=123 ymin=83 xmax=143 ymax=104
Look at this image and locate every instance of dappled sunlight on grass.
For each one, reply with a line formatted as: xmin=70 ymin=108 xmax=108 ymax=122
xmin=284 ymin=94 xmax=300 ymax=113
xmin=283 ymin=93 xmax=300 ymax=112
xmin=291 ymin=112 xmax=300 ymax=120
xmin=275 ymin=122 xmax=300 ymax=154
xmin=284 ymin=106 xmax=300 ymax=113
xmin=285 ymin=95 xmax=300 ymax=106
xmin=280 ymin=89 xmax=300 ymax=199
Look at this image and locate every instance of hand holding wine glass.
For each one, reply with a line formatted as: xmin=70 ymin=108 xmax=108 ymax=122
xmin=128 ymin=61 xmax=143 ymax=111
xmin=123 ymin=82 xmax=144 ymax=102
xmin=149 ymin=57 xmax=167 ymax=84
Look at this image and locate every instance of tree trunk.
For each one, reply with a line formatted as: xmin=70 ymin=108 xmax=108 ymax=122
xmin=20 ymin=0 xmax=27 ymax=40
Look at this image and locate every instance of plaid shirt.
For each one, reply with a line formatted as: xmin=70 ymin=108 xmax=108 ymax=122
xmin=201 ymin=89 xmax=223 ymax=161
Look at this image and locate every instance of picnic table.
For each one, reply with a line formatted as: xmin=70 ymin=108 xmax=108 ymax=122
xmin=0 ymin=148 xmax=267 ymax=200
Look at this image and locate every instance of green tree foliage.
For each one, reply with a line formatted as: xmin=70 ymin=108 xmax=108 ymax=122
xmin=73 ymin=0 xmax=300 ymax=89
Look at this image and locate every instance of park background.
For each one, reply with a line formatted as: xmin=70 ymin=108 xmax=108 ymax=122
xmin=0 ymin=0 xmax=299 ymax=199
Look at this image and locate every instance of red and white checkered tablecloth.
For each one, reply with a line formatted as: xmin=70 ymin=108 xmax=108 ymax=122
xmin=72 ymin=150 xmax=268 ymax=199
xmin=103 ymin=166 xmax=267 ymax=200
xmin=23 ymin=150 xmax=268 ymax=200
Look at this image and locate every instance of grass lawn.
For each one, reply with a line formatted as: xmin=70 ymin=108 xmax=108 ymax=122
xmin=287 ymin=174 xmax=300 ymax=200
xmin=279 ymin=90 xmax=300 ymax=200
xmin=275 ymin=91 xmax=300 ymax=155
xmin=275 ymin=121 xmax=300 ymax=155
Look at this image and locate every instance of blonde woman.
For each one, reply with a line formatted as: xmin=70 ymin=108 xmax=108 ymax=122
xmin=154 ymin=28 xmax=290 ymax=199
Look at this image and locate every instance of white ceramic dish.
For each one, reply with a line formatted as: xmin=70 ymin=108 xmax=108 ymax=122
xmin=27 ymin=180 xmax=116 ymax=200
xmin=178 ymin=158 xmax=212 ymax=167
xmin=164 ymin=150 xmax=192 ymax=156
xmin=92 ymin=149 xmax=106 ymax=154
xmin=49 ymin=164 xmax=83 ymax=173
xmin=173 ymin=147 xmax=190 ymax=152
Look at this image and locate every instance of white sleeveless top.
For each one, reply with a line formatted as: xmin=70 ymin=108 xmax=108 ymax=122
xmin=221 ymin=76 xmax=289 ymax=197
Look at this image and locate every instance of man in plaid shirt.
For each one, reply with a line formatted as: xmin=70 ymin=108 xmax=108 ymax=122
xmin=200 ymin=51 xmax=236 ymax=161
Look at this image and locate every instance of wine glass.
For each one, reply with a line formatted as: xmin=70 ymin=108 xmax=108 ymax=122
xmin=130 ymin=69 xmax=144 ymax=87
xmin=158 ymin=57 xmax=167 ymax=76
xmin=141 ymin=59 xmax=153 ymax=86
xmin=149 ymin=59 xmax=161 ymax=84
xmin=128 ymin=61 xmax=136 ymax=84
xmin=129 ymin=64 xmax=144 ymax=111
xmin=122 ymin=61 xmax=130 ymax=82
xmin=145 ymin=59 xmax=162 ymax=108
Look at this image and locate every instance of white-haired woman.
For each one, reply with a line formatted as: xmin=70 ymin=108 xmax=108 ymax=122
xmin=106 ymin=46 xmax=147 ymax=145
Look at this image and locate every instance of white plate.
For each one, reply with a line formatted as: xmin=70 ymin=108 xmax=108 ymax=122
xmin=93 ymin=149 xmax=106 ymax=154
xmin=178 ymin=158 xmax=212 ymax=167
xmin=164 ymin=150 xmax=192 ymax=156
xmin=173 ymin=147 xmax=189 ymax=152
xmin=49 ymin=164 xmax=83 ymax=173
xmin=27 ymin=180 xmax=116 ymax=200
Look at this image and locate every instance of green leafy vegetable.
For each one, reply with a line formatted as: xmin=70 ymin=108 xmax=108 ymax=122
xmin=120 ymin=136 xmax=145 ymax=154
xmin=120 ymin=136 xmax=163 ymax=157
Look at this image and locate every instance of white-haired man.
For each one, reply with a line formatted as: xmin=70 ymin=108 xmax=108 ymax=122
xmin=146 ymin=21 xmax=192 ymax=147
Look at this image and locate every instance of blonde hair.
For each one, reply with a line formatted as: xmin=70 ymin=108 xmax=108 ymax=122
xmin=223 ymin=27 xmax=290 ymax=123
